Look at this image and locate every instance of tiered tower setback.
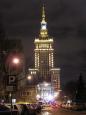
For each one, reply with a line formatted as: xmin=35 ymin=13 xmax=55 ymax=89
xmin=34 ymin=6 xmax=54 ymax=81
xmin=29 ymin=6 xmax=61 ymax=102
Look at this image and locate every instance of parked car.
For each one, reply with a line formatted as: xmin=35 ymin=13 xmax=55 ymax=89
xmin=0 ymin=104 xmax=10 ymax=111
xmin=41 ymin=104 xmax=53 ymax=111
xmin=0 ymin=104 xmax=19 ymax=115
xmin=61 ymin=101 xmax=86 ymax=111
xmin=71 ymin=102 xmax=86 ymax=110
xmin=5 ymin=103 xmax=22 ymax=114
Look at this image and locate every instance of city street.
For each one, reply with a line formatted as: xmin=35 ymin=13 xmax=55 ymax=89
xmin=39 ymin=109 xmax=86 ymax=115
xmin=0 ymin=1 xmax=86 ymax=114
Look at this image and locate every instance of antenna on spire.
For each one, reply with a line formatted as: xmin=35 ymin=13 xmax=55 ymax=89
xmin=40 ymin=4 xmax=48 ymax=38
xmin=42 ymin=4 xmax=45 ymax=19
xmin=42 ymin=4 xmax=46 ymax=22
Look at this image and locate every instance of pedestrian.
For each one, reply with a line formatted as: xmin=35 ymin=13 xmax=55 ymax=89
xmin=21 ymin=104 xmax=30 ymax=115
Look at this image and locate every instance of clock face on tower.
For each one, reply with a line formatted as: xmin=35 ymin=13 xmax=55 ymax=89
xmin=42 ymin=24 xmax=47 ymax=30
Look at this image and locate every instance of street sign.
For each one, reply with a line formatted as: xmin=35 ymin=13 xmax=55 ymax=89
xmin=9 ymin=75 xmax=16 ymax=85
xmin=6 ymin=75 xmax=17 ymax=92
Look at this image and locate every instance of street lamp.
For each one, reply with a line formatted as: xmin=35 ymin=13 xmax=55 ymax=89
xmin=27 ymin=75 xmax=32 ymax=80
xmin=44 ymin=82 xmax=49 ymax=87
xmin=12 ymin=58 xmax=20 ymax=65
xmin=9 ymin=57 xmax=20 ymax=115
xmin=8 ymin=57 xmax=20 ymax=74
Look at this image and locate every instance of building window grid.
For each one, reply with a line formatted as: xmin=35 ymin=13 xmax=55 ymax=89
xmin=35 ymin=52 xmax=37 ymax=67
xmin=35 ymin=55 xmax=37 ymax=67
xmin=49 ymin=53 xmax=51 ymax=67
xmin=50 ymin=44 xmax=52 ymax=49
xmin=38 ymin=53 xmax=39 ymax=67
xmin=35 ymin=40 xmax=59 ymax=88
xmin=39 ymin=44 xmax=49 ymax=48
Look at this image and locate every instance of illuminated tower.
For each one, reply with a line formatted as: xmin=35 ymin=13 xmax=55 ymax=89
xmin=16 ymin=5 xmax=61 ymax=103
xmin=34 ymin=6 xmax=54 ymax=81
xmin=29 ymin=5 xmax=61 ymax=102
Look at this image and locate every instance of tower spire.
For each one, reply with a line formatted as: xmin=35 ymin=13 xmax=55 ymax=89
xmin=42 ymin=4 xmax=45 ymax=22
xmin=40 ymin=5 xmax=48 ymax=38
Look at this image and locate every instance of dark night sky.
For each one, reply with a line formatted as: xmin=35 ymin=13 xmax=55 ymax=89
xmin=0 ymin=0 xmax=86 ymax=86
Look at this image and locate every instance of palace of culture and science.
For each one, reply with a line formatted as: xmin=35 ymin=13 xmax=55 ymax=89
xmin=17 ymin=6 xmax=61 ymax=103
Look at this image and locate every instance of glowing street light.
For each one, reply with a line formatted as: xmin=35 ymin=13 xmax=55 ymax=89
xmin=36 ymin=94 xmax=40 ymax=100
xmin=12 ymin=57 xmax=20 ymax=65
xmin=54 ymin=92 xmax=59 ymax=98
xmin=8 ymin=57 xmax=20 ymax=115
xmin=44 ymin=82 xmax=49 ymax=87
xmin=27 ymin=75 xmax=32 ymax=80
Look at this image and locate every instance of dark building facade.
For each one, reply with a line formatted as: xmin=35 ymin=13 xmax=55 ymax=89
xmin=0 ymin=38 xmax=24 ymax=101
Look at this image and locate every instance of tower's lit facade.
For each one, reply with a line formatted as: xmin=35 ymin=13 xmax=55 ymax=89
xmin=29 ymin=6 xmax=61 ymax=102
